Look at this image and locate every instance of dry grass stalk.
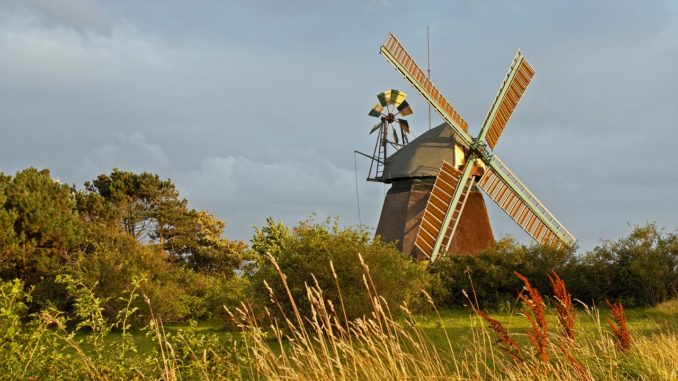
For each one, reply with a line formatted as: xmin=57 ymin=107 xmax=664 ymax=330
xmin=606 ymin=300 xmax=631 ymax=352
xmin=548 ymin=271 xmax=576 ymax=344
xmin=547 ymin=272 xmax=590 ymax=380
xmin=144 ymin=294 xmax=178 ymax=381
xmin=514 ymin=271 xmax=549 ymax=363
xmin=474 ymin=309 xmax=523 ymax=364
xmin=558 ymin=345 xmax=591 ymax=381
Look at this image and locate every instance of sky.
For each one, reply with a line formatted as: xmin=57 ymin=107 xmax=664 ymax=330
xmin=0 ymin=0 xmax=677 ymax=251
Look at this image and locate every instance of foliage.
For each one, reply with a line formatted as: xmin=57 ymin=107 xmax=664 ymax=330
xmin=2 ymin=271 xmax=678 ymax=380
xmin=81 ymin=169 xmax=245 ymax=274
xmin=0 ymin=167 xmax=247 ymax=325
xmin=73 ymin=223 xmax=248 ymax=324
xmin=165 ymin=210 xmax=246 ymax=276
xmin=0 ymin=277 xmax=249 ymax=380
xmin=572 ymin=223 xmax=678 ymax=306
xmin=0 ymin=169 xmax=82 ymax=279
xmin=428 ymin=237 xmax=576 ymax=309
xmin=429 ymin=224 xmax=678 ymax=309
xmin=0 ymin=168 xmax=84 ymax=310
xmin=235 ymin=258 xmax=678 ymax=381
xmin=0 ymin=174 xmax=17 ymax=253
xmin=84 ymin=169 xmax=183 ymax=241
xmin=250 ymin=217 xmax=430 ymax=321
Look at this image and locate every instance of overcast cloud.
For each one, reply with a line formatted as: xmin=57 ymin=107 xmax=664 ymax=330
xmin=0 ymin=1 xmax=677 ymax=250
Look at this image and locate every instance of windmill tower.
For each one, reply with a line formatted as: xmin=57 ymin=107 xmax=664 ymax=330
xmin=367 ymin=33 xmax=576 ymax=261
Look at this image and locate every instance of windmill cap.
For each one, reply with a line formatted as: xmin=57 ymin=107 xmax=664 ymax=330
xmin=379 ymin=123 xmax=468 ymax=183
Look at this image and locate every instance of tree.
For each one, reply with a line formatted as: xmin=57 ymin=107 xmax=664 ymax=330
xmin=428 ymin=237 xmax=577 ymax=309
xmin=82 ymin=169 xmax=244 ymax=275
xmin=86 ymin=169 xmax=185 ymax=242
xmin=0 ymin=174 xmax=17 ymax=253
xmin=0 ymin=168 xmax=83 ymax=285
xmin=251 ymin=217 xmax=290 ymax=258
xmin=163 ymin=210 xmax=246 ymax=276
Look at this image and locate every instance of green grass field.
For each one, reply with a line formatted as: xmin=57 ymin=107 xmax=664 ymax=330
xmin=10 ymin=292 xmax=677 ymax=380
xmin=93 ymin=299 xmax=678 ymax=357
xmin=419 ymin=300 xmax=678 ymax=351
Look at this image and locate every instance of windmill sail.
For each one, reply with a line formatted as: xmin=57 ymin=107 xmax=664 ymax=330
xmin=368 ymin=103 xmax=384 ymax=118
xmin=478 ymin=51 xmax=535 ymax=149
xmin=397 ymin=100 xmax=413 ymax=116
xmin=477 ymin=155 xmax=575 ymax=249
xmin=377 ymin=33 xmax=575 ymax=259
xmin=414 ymin=161 xmax=475 ymax=260
xmin=380 ymin=33 xmax=472 ymax=145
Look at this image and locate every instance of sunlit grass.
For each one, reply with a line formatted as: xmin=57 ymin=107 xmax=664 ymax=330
xmin=222 ymin=254 xmax=678 ymax=380
xmin=11 ymin=259 xmax=676 ymax=380
xmin=84 ymin=299 xmax=678 ymax=364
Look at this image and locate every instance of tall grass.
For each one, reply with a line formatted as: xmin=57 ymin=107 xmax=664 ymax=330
xmin=226 ymin=254 xmax=678 ymax=380
xmin=2 ymin=255 xmax=677 ymax=380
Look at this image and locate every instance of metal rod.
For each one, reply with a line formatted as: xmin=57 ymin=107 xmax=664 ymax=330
xmin=353 ymin=151 xmax=362 ymax=225
xmin=427 ymin=25 xmax=432 ymax=130
xmin=354 ymin=150 xmax=383 ymax=164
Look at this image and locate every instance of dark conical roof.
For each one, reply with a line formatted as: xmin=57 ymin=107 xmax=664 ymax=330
xmin=380 ymin=123 xmax=466 ymax=183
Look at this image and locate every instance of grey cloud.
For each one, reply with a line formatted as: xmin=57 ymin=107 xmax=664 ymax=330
xmin=173 ymin=152 xmax=384 ymax=239
xmin=3 ymin=0 xmax=111 ymax=35
xmin=1 ymin=0 xmax=677 ymax=249
xmin=78 ymin=133 xmax=170 ymax=179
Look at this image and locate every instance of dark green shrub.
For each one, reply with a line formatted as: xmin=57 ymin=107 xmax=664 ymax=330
xmin=428 ymin=237 xmax=576 ymax=309
xmin=429 ymin=224 xmax=678 ymax=309
xmin=574 ymin=224 xmax=678 ymax=306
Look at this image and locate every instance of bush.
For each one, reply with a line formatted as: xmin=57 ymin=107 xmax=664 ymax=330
xmin=429 ymin=224 xmax=678 ymax=309
xmin=73 ymin=228 xmax=250 ymax=324
xmin=143 ymin=267 xmax=251 ymax=324
xmin=0 ymin=276 xmax=249 ymax=380
xmin=428 ymin=237 xmax=576 ymax=309
xmin=572 ymin=223 xmax=678 ymax=306
xmin=250 ymin=217 xmax=430 ymax=321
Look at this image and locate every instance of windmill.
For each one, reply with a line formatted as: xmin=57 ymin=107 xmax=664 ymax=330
xmin=366 ymin=90 xmax=413 ymax=180
xmin=372 ymin=33 xmax=575 ymax=261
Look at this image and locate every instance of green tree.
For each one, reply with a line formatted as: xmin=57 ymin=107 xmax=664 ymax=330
xmin=251 ymin=217 xmax=290 ymax=257
xmin=428 ymin=237 xmax=576 ymax=309
xmin=0 ymin=174 xmax=17 ymax=254
xmin=0 ymin=168 xmax=83 ymax=286
xmin=162 ymin=210 xmax=246 ymax=276
xmin=83 ymin=169 xmax=243 ymax=275
xmin=86 ymin=169 xmax=184 ymax=242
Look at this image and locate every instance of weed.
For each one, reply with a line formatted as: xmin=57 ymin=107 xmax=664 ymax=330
xmin=515 ymin=271 xmax=549 ymax=363
xmin=607 ymin=300 xmax=631 ymax=352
